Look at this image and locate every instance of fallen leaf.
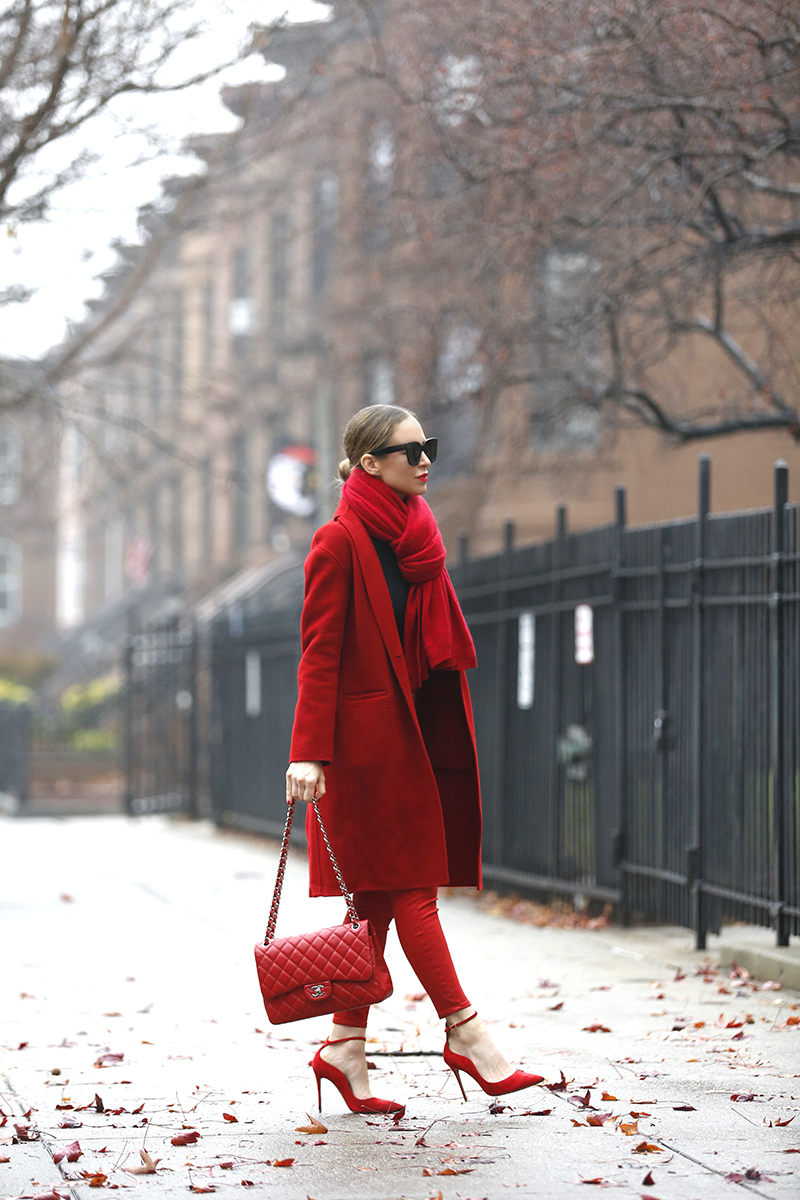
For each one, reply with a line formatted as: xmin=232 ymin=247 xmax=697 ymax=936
xmin=271 ymin=1158 xmax=294 ymax=1167
xmin=59 ymin=1116 xmax=82 ymax=1128
xmin=629 ymin=1111 xmax=651 ymax=1119
xmin=672 ymin=1104 xmax=696 ymax=1112
xmin=241 ymin=1182 xmax=254 ymax=1188
xmin=582 ymin=1023 xmax=611 ymax=1033
xmin=567 ymin=1091 xmax=592 ymax=1108
xmin=773 ymin=1116 xmax=795 ymax=1127
xmin=549 ymin=1002 xmax=564 ymax=1011
xmin=587 ymin=1112 xmax=615 ymax=1127
xmin=619 ymin=1122 xmax=639 ymax=1136
xmin=0 ymin=1155 xmax=9 ymax=1163
xmin=295 ymin=1114 xmax=328 ymax=1135
xmin=171 ymin=1131 xmax=201 ymax=1146
xmin=546 ymin=1071 xmax=571 ymax=1092
xmin=731 ymin=1094 xmax=755 ymax=1102
xmin=189 ymin=1185 xmax=215 ymax=1193
xmin=601 ymin=1092 xmax=617 ymax=1102
xmin=761 ymin=981 xmax=781 ymax=990
xmin=86 ymin=1174 xmax=108 ymax=1188
xmin=219 ymin=1163 xmax=234 ymax=1170
xmin=632 ymin=1141 xmax=662 ymax=1154
xmin=132 ymin=1103 xmax=144 ymax=1115
xmin=53 ymin=1141 xmax=82 ymax=1164
xmin=519 ymin=1109 xmax=552 ymax=1116
xmin=94 ymin=1053 xmax=124 ymax=1068
xmin=126 ymin=1150 xmax=160 ymax=1175
xmin=489 ymin=1100 xmax=511 ymax=1114
xmin=222 ymin=1113 xmax=238 ymax=1123
xmin=642 ymin=1171 xmax=655 ymax=1186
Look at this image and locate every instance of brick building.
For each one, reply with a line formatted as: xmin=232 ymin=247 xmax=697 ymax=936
xmin=0 ymin=359 xmax=59 ymax=656
xmin=60 ymin=1 xmax=800 ymax=631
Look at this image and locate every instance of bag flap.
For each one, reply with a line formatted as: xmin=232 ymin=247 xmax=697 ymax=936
xmin=254 ymin=920 xmax=375 ymax=1000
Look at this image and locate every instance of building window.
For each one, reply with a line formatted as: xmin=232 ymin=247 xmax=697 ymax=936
xmin=0 ymin=538 xmax=21 ymax=625
xmin=270 ymin=212 xmax=291 ymax=332
xmin=433 ymin=55 xmax=483 ymax=126
xmin=230 ymin=246 xmax=255 ymax=367
xmin=311 ymin=171 xmax=338 ymax=297
xmin=149 ymin=326 xmax=163 ymax=420
xmin=147 ymin=486 xmax=161 ymax=579
xmin=202 ymin=280 xmax=214 ymax=375
xmin=170 ymin=474 xmax=183 ymax=578
xmin=364 ymin=119 xmax=394 ymax=252
xmin=530 ymin=247 xmax=602 ymax=452
xmin=0 ymin=424 xmax=22 ymax=505
xmin=231 ymin=433 xmax=249 ymax=554
xmin=170 ymin=294 xmax=184 ymax=408
xmin=126 ymin=363 xmax=139 ymax=424
xmin=363 ymin=355 xmax=395 ymax=407
xmin=200 ymin=457 xmax=212 ymax=566
xmin=437 ymin=320 xmax=484 ymax=402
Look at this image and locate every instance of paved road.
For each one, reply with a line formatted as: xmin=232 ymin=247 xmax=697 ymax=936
xmin=1 ymin=815 xmax=798 ymax=1200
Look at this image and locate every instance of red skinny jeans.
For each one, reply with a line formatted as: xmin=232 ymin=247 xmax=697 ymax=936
xmin=331 ymin=887 xmax=470 ymax=1029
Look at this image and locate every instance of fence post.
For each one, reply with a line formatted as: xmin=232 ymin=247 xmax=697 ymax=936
xmin=187 ymin=618 xmax=200 ymax=820
xmin=490 ymin=519 xmax=515 ymax=866
xmin=612 ymin=485 xmax=629 ymax=924
xmin=690 ymin=454 xmax=710 ymax=949
xmin=123 ymin=623 xmax=134 ymax=817
xmin=552 ymin=505 xmax=567 ymax=879
xmin=771 ymin=460 xmax=789 ymax=946
xmin=458 ymin=529 xmax=470 ymax=566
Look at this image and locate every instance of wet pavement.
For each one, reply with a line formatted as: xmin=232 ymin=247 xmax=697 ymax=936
xmin=1 ymin=814 xmax=798 ymax=1200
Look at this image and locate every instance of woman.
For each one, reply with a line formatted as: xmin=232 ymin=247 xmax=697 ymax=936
xmin=286 ymin=404 xmax=543 ymax=1116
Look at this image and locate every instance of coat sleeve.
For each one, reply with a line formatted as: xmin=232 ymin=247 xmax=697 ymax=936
xmin=289 ymin=540 xmax=350 ymax=764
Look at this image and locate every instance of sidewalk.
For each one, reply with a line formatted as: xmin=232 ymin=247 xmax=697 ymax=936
xmin=1 ymin=815 xmax=798 ymax=1200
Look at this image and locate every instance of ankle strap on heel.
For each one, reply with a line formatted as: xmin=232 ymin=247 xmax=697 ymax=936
xmin=446 ymin=1011 xmax=478 ymax=1035
xmin=323 ymin=1035 xmax=366 ymax=1046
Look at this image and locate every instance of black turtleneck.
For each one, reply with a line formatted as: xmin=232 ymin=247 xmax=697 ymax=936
xmin=370 ymin=536 xmax=410 ymax=641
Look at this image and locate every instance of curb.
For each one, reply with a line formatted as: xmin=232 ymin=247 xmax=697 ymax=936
xmin=717 ymin=940 xmax=800 ymax=991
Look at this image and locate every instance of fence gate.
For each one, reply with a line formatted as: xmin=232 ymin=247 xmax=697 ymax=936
xmin=124 ymin=620 xmax=198 ymax=815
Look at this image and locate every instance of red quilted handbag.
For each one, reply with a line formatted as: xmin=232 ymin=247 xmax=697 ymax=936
xmin=254 ymin=799 xmax=393 ymax=1025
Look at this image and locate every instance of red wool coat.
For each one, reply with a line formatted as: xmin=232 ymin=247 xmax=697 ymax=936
xmin=289 ymin=494 xmax=483 ymax=896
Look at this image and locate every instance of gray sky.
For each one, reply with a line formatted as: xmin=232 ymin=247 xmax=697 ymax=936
xmin=0 ymin=0 xmax=329 ymax=361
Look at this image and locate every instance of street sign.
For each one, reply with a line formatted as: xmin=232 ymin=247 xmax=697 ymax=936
xmin=575 ymin=604 xmax=594 ymax=664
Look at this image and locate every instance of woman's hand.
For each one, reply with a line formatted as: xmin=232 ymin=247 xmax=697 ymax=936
xmin=286 ymin=761 xmax=326 ymax=804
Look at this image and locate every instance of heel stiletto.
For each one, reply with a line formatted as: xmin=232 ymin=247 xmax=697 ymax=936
xmin=443 ymin=1012 xmax=544 ymax=1099
xmin=311 ymin=1036 xmax=405 ymax=1118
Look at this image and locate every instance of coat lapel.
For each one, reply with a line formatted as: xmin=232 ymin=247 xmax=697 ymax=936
xmin=335 ymin=498 xmax=416 ymax=710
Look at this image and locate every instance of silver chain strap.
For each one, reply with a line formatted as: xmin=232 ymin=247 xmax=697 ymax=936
xmin=263 ymin=798 xmax=359 ymax=945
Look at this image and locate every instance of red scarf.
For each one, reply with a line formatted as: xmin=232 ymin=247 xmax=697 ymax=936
xmin=342 ymin=468 xmax=476 ymax=689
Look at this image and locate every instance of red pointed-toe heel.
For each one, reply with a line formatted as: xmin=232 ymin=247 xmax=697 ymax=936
xmin=311 ymin=1036 xmax=405 ymax=1118
xmin=443 ymin=1012 xmax=544 ymax=1100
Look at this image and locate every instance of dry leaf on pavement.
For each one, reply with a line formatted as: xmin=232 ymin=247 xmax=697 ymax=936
xmin=126 ymin=1150 xmax=160 ymax=1174
xmin=295 ymin=1114 xmax=328 ymax=1134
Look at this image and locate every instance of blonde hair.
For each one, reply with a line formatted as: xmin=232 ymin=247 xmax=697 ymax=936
xmin=338 ymin=404 xmax=415 ymax=482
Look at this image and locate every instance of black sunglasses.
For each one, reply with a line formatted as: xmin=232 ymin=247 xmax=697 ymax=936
xmin=370 ymin=438 xmax=438 ymax=466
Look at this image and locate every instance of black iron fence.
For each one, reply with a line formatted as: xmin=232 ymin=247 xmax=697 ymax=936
xmin=0 ymin=701 xmax=30 ymax=805
xmin=126 ymin=455 xmax=800 ymax=949
xmin=123 ymin=619 xmax=198 ymax=816
xmin=450 ymin=456 xmax=799 ymax=948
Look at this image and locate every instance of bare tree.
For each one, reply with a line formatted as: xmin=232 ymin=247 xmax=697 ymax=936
xmin=380 ymin=0 xmax=800 ymax=441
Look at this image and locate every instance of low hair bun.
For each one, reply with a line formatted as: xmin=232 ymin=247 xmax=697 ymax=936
xmin=338 ymin=457 xmax=352 ymax=482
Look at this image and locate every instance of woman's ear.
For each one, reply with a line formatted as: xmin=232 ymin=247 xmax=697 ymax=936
xmin=360 ymin=453 xmax=381 ymax=476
